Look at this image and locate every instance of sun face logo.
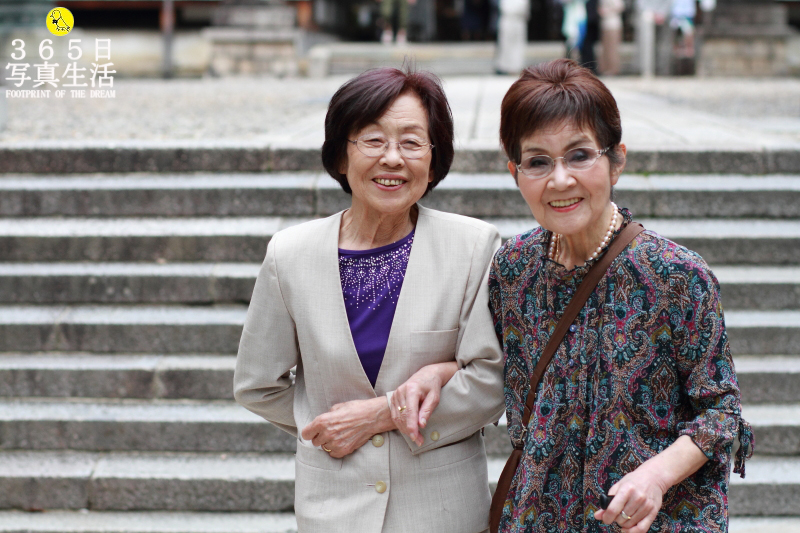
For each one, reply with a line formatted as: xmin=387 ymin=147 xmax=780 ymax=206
xmin=47 ymin=7 xmax=74 ymax=35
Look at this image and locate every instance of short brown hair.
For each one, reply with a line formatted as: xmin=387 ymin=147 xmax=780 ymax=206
xmin=321 ymin=67 xmax=454 ymax=196
xmin=500 ymin=59 xmax=623 ymax=170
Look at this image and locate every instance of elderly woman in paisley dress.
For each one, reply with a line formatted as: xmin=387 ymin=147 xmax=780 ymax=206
xmin=234 ymin=67 xmax=505 ymax=533
xmin=486 ymin=59 xmax=754 ymax=533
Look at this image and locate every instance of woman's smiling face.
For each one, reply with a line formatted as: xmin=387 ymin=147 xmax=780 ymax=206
xmin=510 ymin=120 xmax=622 ymax=239
xmin=341 ymin=92 xmax=433 ymax=218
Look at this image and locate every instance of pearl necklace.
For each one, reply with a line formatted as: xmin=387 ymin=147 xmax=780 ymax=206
xmin=548 ymin=202 xmax=619 ymax=264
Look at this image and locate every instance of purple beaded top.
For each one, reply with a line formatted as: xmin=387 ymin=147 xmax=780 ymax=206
xmin=338 ymin=230 xmax=415 ymax=387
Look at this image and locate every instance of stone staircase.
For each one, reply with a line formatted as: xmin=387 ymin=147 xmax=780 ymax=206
xmin=0 ymin=150 xmax=799 ymax=532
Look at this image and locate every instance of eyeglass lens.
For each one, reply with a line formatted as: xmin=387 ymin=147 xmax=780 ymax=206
xmin=519 ymin=147 xmax=601 ymax=177
xmin=355 ymin=135 xmax=431 ymax=159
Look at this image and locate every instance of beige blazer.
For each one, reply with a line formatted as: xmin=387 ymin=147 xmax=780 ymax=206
xmin=234 ymin=206 xmax=505 ymax=533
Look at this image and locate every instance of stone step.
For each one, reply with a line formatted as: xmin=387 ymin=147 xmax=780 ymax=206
xmin=491 ymin=218 xmax=800 ymax=265
xmin=2 ymin=217 xmax=800 ymax=264
xmin=0 ymin=173 xmax=320 ymax=218
xmin=736 ymin=355 xmax=800 ymax=404
xmin=0 ymin=451 xmax=794 ymax=514
xmin=730 ymin=518 xmax=800 ymax=533
xmin=725 ymin=456 xmax=800 ymax=517
xmin=723 ymin=311 xmax=800 ymax=356
xmin=0 ymin=511 xmax=300 ymax=533
xmin=0 ymin=398 xmax=795 ymax=456
xmin=0 ymin=217 xmax=287 ymax=263
xmin=0 ymin=263 xmax=258 ymax=304
xmin=0 ymin=450 xmax=295 ymax=512
xmin=0 ymin=305 xmax=247 ymax=354
xmin=0 ymin=513 xmax=798 ymax=533
xmin=2 ymin=173 xmax=799 ymax=219
xmin=3 ymin=353 xmax=795 ymax=402
xmin=715 ymin=266 xmax=800 ymax=311
xmin=1 ymin=144 xmax=798 ymax=174
xmin=740 ymin=404 xmax=800 ymax=456
xmin=1 ymin=263 xmax=797 ymax=309
xmin=0 ymin=306 xmax=797 ymax=355
xmin=0 ymin=354 xmax=236 ymax=400
xmin=0 ymin=398 xmax=292 ymax=453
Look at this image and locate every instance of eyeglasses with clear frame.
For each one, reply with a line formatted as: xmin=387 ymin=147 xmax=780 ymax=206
xmin=516 ymin=147 xmax=609 ymax=179
xmin=348 ymin=134 xmax=434 ymax=160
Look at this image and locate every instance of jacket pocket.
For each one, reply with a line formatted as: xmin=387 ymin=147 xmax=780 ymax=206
xmin=419 ymin=431 xmax=483 ymax=470
xmin=409 ymin=329 xmax=459 ymax=377
xmin=295 ymin=438 xmax=343 ymax=471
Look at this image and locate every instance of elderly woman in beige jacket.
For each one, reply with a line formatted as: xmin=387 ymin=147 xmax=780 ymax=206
xmin=234 ymin=67 xmax=505 ymax=533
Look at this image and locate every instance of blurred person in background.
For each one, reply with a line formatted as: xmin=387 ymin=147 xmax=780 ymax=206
xmin=598 ymin=0 xmax=624 ymax=75
xmin=579 ymin=0 xmax=600 ymax=72
xmin=561 ymin=0 xmax=586 ymax=61
xmin=561 ymin=0 xmax=600 ymax=72
xmin=462 ymin=0 xmax=492 ymax=40
xmin=671 ymin=0 xmax=696 ymax=58
xmin=378 ymin=0 xmax=416 ymax=44
xmin=496 ymin=0 xmax=530 ymax=74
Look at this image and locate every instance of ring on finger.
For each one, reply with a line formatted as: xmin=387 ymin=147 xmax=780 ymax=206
xmin=322 ymin=445 xmax=332 ymax=453
xmin=620 ymin=511 xmax=632 ymax=521
xmin=398 ymin=405 xmax=407 ymax=414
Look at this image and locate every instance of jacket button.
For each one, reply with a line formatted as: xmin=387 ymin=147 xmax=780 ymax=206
xmin=371 ymin=434 xmax=385 ymax=447
xmin=430 ymin=431 xmax=440 ymax=441
xmin=375 ymin=481 xmax=387 ymax=494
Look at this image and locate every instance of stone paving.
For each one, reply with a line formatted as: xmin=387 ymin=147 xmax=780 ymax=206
xmin=2 ymin=76 xmax=799 ymax=152
xmin=1 ymin=72 xmax=799 ymax=532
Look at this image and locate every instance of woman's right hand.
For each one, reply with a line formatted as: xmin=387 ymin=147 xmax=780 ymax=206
xmin=390 ymin=361 xmax=458 ymax=446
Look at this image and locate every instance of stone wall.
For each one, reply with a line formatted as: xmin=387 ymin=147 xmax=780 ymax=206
xmin=203 ymin=3 xmax=302 ymax=77
xmin=700 ymin=36 xmax=788 ymax=76
xmin=698 ymin=2 xmax=796 ymax=76
xmin=203 ymin=28 xmax=301 ymax=77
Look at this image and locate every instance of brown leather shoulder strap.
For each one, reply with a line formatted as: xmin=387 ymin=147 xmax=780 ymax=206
xmin=518 ymin=222 xmax=645 ymax=435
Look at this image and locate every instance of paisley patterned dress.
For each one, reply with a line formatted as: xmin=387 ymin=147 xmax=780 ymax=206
xmin=488 ymin=209 xmax=754 ymax=533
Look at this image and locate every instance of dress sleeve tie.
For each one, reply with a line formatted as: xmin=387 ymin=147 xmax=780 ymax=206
xmin=733 ymin=418 xmax=755 ymax=478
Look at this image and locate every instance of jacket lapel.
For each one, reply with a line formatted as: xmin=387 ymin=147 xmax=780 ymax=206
xmin=320 ymin=211 xmax=378 ymax=400
xmin=373 ymin=206 xmax=430 ymax=395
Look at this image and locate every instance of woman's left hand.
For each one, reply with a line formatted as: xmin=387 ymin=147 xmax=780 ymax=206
xmin=593 ymin=461 xmax=668 ymax=532
xmin=390 ymin=361 xmax=458 ymax=447
xmin=593 ymin=435 xmax=708 ymax=532
xmin=301 ymin=397 xmax=395 ymax=458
